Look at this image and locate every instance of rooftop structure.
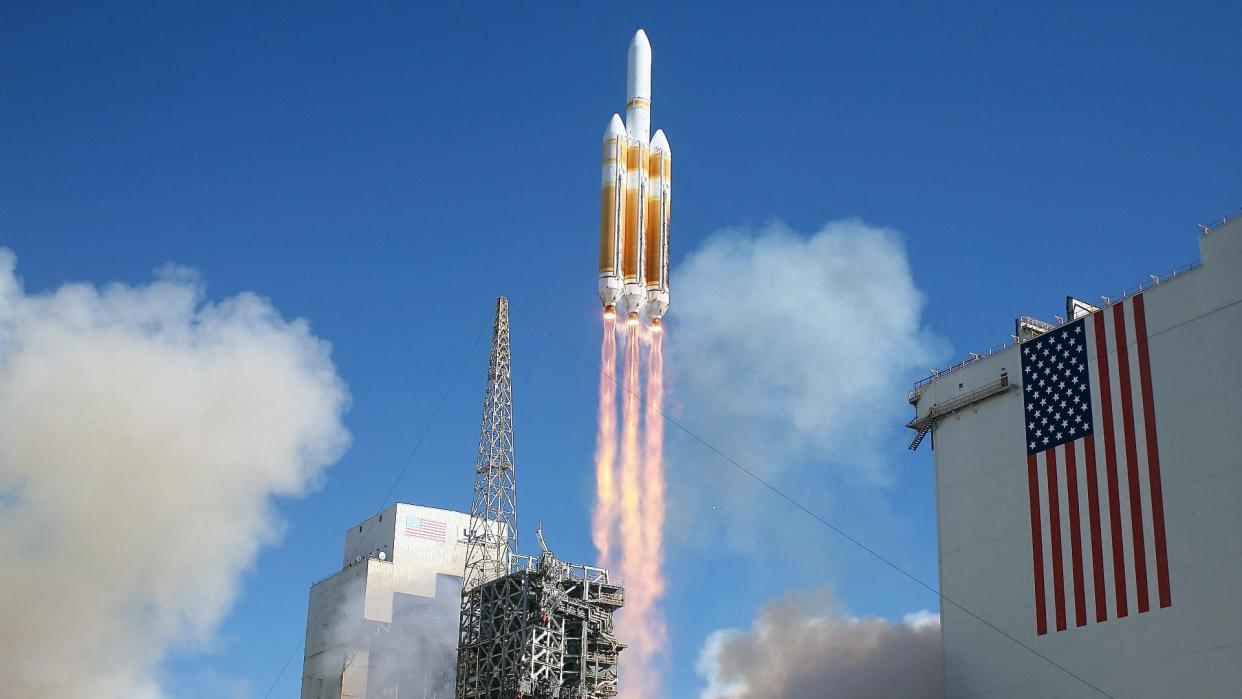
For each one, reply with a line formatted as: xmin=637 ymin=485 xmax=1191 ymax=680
xmin=908 ymin=213 xmax=1242 ymax=697
xmin=301 ymin=503 xmax=470 ymax=699
xmin=458 ymin=537 xmax=625 ymax=698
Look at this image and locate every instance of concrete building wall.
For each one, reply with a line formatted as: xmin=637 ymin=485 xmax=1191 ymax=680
xmin=301 ymin=503 xmax=470 ymax=699
xmin=916 ymin=217 xmax=1242 ymax=697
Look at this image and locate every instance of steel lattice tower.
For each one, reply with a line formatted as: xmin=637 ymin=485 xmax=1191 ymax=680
xmin=463 ymin=296 xmax=518 ymax=588
xmin=456 ymin=297 xmax=520 ymax=697
xmin=455 ymin=297 xmax=625 ymax=699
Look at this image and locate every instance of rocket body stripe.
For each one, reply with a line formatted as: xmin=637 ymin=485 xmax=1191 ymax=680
xmin=598 ymin=116 xmax=627 ymax=311
xmin=599 ymin=179 xmax=619 ymax=273
xmin=599 ymin=135 xmax=625 ymax=275
xmin=645 ymin=131 xmax=671 ymax=322
xmin=621 ymin=142 xmax=648 ymax=317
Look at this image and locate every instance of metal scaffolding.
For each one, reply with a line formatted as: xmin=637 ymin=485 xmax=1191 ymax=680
xmin=456 ymin=546 xmax=624 ymax=698
xmin=455 ymin=297 xmax=625 ymax=698
xmin=462 ymin=296 xmax=519 ymax=591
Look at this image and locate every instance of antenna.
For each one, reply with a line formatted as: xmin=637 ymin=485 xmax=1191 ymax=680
xmin=535 ymin=521 xmax=551 ymax=557
xmin=460 ymin=297 xmax=518 ymax=590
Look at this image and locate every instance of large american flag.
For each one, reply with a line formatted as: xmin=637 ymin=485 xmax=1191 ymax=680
xmin=404 ymin=515 xmax=447 ymax=543
xmin=1021 ymin=293 xmax=1171 ymax=635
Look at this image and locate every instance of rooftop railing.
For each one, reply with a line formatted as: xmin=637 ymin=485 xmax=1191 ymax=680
xmin=1200 ymin=208 xmax=1242 ymax=234
xmin=511 ymin=553 xmax=621 ymax=586
xmin=909 ymin=260 xmax=1202 ymax=402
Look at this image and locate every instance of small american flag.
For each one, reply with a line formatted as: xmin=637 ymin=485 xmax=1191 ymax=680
xmin=1021 ymin=293 xmax=1171 ymax=635
xmin=404 ymin=515 xmax=447 ymax=543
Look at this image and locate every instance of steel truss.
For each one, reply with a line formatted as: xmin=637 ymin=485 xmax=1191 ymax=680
xmin=457 ymin=550 xmax=625 ymax=698
xmin=454 ymin=297 xmax=626 ymax=698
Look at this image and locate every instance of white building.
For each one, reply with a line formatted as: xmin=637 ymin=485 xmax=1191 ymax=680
xmin=300 ymin=503 xmax=471 ymax=699
xmin=909 ymin=212 xmax=1242 ymax=697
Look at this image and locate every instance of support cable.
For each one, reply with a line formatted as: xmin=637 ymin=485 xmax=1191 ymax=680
xmin=510 ymin=302 xmax=1114 ymax=699
xmin=261 ymin=319 xmax=489 ymax=699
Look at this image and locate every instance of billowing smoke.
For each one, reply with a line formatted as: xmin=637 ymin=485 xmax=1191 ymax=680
xmin=697 ymin=588 xmax=943 ymax=699
xmin=667 ymin=219 xmax=945 ymax=551
xmin=0 ymin=250 xmax=350 ymax=698
xmin=330 ymin=572 xmax=461 ymax=698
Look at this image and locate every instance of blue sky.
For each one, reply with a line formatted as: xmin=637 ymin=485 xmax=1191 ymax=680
xmin=2 ymin=2 xmax=1239 ymax=696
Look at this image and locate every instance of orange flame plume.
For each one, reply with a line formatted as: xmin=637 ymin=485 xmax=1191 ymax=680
xmin=592 ymin=320 xmax=619 ymax=569
xmin=639 ymin=330 xmax=667 ymax=650
xmin=593 ymin=321 xmax=669 ymax=698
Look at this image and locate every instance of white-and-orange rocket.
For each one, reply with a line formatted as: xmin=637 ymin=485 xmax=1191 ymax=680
xmin=599 ymin=30 xmax=671 ymax=330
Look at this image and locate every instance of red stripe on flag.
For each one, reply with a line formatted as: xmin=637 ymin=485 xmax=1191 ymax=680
xmin=1083 ymin=435 xmax=1108 ymax=622
xmin=1064 ymin=444 xmax=1087 ymax=627
xmin=1094 ymin=310 xmax=1128 ymax=618
xmin=1046 ymin=448 xmax=1067 ymax=632
xmin=1114 ymin=302 xmax=1150 ymax=614
xmin=1133 ymin=294 xmax=1172 ymax=609
xmin=1027 ymin=454 xmax=1048 ymax=636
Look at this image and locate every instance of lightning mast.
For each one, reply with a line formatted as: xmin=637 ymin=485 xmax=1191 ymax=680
xmin=462 ymin=296 xmax=518 ymax=588
xmin=456 ymin=297 xmax=520 ymax=696
xmin=454 ymin=297 xmax=626 ymax=698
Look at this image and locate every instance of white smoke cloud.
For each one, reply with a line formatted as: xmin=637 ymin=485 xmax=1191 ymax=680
xmin=666 ymin=219 xmax=945 ymax=550
xmin=329 ymin=572 xmax=461 ymax=698
xmin=0 ymin=250 xmax=350 ymax=698
xmin=697 ymin=588 xmax=943 ymax=699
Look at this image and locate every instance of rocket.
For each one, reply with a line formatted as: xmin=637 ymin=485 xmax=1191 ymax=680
xmin=598 ymin=29 xmax=671 ymax=330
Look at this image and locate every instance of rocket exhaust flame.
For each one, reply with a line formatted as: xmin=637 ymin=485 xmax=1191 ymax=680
xmin=641 ymin=332 xmax=666 ymax=606
xmin=618 ymin=326 xmax=643 ymax=614
xmin=592 ymin=320 xmax=619 ymax=569
xmin=636 ymin=329 xmax=669 ymax=687
xmin=593 ymin=322 xmax=668 ymax=698
xmin=617 ymin=326 xmax=653 ymax=698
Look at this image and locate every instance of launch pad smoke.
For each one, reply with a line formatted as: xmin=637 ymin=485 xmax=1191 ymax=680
xmin=0 ymin=251 xmax=350 ymax=698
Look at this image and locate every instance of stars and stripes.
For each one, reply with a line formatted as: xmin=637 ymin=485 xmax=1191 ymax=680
xmin=1022 ymin=317 xmax=1094 ymax=453
xmin=1021 ymin=294 xmax=1171 ymax=635
xmin=405 ymin=515 xmax=448 ymax=543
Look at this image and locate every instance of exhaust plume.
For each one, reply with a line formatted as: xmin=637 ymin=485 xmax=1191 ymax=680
xmin=592 ymin=320 xmax=619 ymax=569
xmin=0 ymin=251 xmax=350 ymax=698
xmin=639 ymin=330 xmax=668 ymax=651
xmin=697 ymin=587 xmax=943 ymax=699
xmin=614 ymin=327 xmax=669 ymax=698
xmin=594 ymin=321 xmax=670 ymax=698
xmin=616 ymin=327 xmax=647 ymax=667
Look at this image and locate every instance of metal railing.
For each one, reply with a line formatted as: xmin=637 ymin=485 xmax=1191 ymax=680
xmin=309 ymin=551 xmax=392 ymax=588
xmin=1201 ymin=207 xmax=1242 ymax=234
xmin=1101 ymin=261 xmax=1200 ymax=306
xmin=908 ymin=260 xmax=1202 ymax=402
xmin=909 ymin=340 xmax=1014 ymax=400
xmin=511 ymin=553 xmax=622 ymax=586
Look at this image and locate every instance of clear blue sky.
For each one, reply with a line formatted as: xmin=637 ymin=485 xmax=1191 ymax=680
xmin=2 ymin=2 xmax=1238 ymax=696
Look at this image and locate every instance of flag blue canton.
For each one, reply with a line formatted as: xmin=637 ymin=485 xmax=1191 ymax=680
xmin=1020 ymin=318 xmax=1094 ymax=455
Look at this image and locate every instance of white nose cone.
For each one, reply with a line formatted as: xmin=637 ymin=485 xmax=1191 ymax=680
xmin=627 ymin=30 xmax=652 ymax=103
xmin=625 ymin=29 xmax=652 ymax=143
xmin=605 ymin=113 xmax=626 ymax=140
xmin=650 ymin=128 xmax=670 ymax=155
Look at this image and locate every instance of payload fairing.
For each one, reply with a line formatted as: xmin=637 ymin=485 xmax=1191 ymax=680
xmin=598 ymin=30 xmax=671 ymax=329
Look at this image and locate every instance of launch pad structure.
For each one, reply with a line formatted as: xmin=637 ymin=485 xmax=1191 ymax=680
xmin=455 ymin=298 xmax=626 ymax=699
